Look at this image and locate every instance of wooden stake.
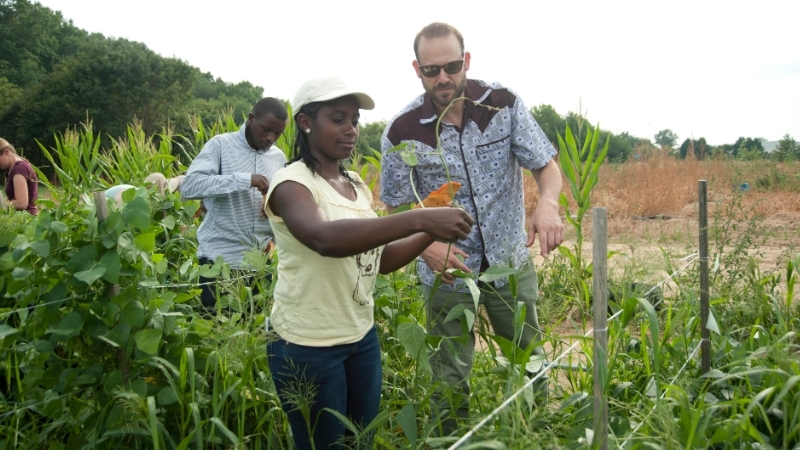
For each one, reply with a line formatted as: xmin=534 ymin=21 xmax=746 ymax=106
xmin=698 ymin=180 xmax=710 ymax=373
xmin=592 ymin=207 xmax=608 ymax=450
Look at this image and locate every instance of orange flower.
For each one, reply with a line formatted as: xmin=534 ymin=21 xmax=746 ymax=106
xmin=413 ymin=181 xmax=462 ymax=209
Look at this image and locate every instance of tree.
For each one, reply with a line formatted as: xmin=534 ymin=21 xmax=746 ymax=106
xmin=654 ymin=129 xmax=678 ymax=148
xmin=1 ymin=36 xmax=196 ymax=168
xmin=173 ymin=70 xmax=264 ymax=135
xmin=355 ymin=121 xmax=386 ymax=158
xmin=679 ymin=137 xmax=711 ymax=159
xmin=772 ymin=134 xmax=798 ymax=162
xmin=0 ymin=0 xmax=86 ymax=87
xmin=720 ymin=137 xmax=765 ymax=158
xmin=530 ymin=104 xmax=565 ymax=146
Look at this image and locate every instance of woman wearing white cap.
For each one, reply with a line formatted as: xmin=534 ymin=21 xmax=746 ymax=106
xmin=264 ymin=76 xmax=473 ymax=449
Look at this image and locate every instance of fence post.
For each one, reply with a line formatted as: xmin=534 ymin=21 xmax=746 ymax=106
xmin=592 ymin=207 xmax=608 ymax=450
xmin=698 ymin=180 xmax=710 ymax=373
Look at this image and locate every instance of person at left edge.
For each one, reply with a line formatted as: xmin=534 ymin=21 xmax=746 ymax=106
xmin=182 ymin=98 xmax=288 ymax=312
xmin=0 ymin=137 xmax=39 ymax=215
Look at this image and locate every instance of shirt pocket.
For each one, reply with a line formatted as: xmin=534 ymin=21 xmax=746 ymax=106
xmin=475 ymin=134 xmax=511 ymax=171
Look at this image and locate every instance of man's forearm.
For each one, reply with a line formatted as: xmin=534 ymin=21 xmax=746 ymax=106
xmin=532 ymin=159 xmax=562 ymax=204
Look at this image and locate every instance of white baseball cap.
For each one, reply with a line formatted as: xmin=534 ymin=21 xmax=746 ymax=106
xmin=292 ymin=76 xmax=375 ymax=117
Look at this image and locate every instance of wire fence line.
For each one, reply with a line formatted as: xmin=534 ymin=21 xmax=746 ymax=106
xmin=448 ymin=253 xmax=701 ymax=449
xmin=0 ymin=295 xmax=84 ymax=319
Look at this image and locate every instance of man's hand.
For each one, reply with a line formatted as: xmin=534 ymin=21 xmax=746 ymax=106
xmin=527 ymin=197 xmax=564 ymax=257
xmin=421 ymin=241 xmax=471 ymax=285
xmin=251 ymin=174 xmax=270 ymax=194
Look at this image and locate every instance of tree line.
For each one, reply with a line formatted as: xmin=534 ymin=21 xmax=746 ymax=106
xmin=2 ymin=0 xmax=796 ymax=179
xmin=0 ymin=0 xmax=263 ymax=176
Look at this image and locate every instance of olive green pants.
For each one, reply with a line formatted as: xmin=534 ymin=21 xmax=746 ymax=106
xmin=423 ymin=262 xmax=547 ymax=436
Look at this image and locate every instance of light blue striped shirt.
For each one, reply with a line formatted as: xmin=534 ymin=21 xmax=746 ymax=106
xmin=182 ymin=123 xmax=287 ymax=268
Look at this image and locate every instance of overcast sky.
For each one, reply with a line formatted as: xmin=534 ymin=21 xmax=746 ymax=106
xmin=36 ymin=0 xmax=800 ymax=145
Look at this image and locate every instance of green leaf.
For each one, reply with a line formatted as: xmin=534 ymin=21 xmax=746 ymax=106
xmin=706 ymin=309 xmax=720 ymax=334
xmin=479 ymin=265 xmax=521 ymax=283
xmin=444 ymin=304 xmax=466 ymax=323
xmin=30 ymin=239 xmax=51 ymax=258
xmin=526 ymin=354 xmax=546 ymax=373
xmin=400 ymin=149 xmax=418 ymax=167
xmin=645 ymin=377 xmax=658 ymax=397
xmin=448 ymin=268 xmax=471 ymax=278
xmin=11 ymin=267 xmax=34 ymax=279
xmin=104 ymin=369 xmax=124 ymax=395
xmin=47 ymin=311 xmax=83 ymax=337
xmin=109 ymin=322 xmax=132 ymax=347
xmin=99 ymin=250 xmax=122 ymax=283
xmin=0 ymin=324 xmax=20 ymax=339
xmin=463 ymin=277 xmax=480 ymax=313
xmin=157 ymin=386 xmax=179 ymax=405
xmin=131 ymin=378 xmax=148 ymax=397
xmin=397 ymin=322 xmax=430 ymax=372
xmin=160 ymin=216 xmax=176 ymax=230
xmin=464 ymin=308 xmax=475 ymax=332
xmin=50 ymin=221 xmax=68 ymax=233
xmin=488 ymin=334 xmax=528 ymax=365
xmin=66 ymin=245 xmax=98 ymax=272
xmin=387 ymin=142 xmax=408 ymax=153
xmin=135 ymin=329 xmax=163 ymax=354
xmin=391 ymin=204 xmax=412 ymax=214
xmin=74 ymin=266 xmax=106 ymax=285
xmin=122 ymin=197 xmax=151 ymax=229
xmin=134 ymin=233 xmax=156 ymax=252
xmin=397 ymin=403 xmax=417 ymax=447
xmin=122 ymin=301 xmax=145 ymax=328
xmin=147 ymin=396 xmax=161 ymax=450
xmin=179 ymin=259 xmax=192 ymax=275
xmin=209 ymin=417 xmax=239 ymax=445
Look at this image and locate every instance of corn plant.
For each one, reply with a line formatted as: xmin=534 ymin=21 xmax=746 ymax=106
xmin=99 ymin=119 xmax=185 ymax=186
xmin=36 ymin=119 xmax=106 ymax=202
xmin=557 ymin=123 xmax=609 ymax=311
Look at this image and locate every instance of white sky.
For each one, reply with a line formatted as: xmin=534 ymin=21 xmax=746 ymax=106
xmin=36 ymin=0 xmax=800 ymax=145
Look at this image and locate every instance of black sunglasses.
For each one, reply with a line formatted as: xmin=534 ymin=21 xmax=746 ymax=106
xmin=418 ymin=60 xmax=464 ymax=78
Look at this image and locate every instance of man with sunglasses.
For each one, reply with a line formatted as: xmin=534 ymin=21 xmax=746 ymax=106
xmin=380 ymin=22 xmax=564 ymax=435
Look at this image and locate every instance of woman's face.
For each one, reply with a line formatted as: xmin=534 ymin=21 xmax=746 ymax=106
xmin=0 ymin=148 xmax=11 ymax=170
xmin=307 ymin=96 xmax=360 ymax=163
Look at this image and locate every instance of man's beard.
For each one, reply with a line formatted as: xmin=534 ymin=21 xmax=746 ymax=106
xmin=430 ymin=77 xmax=467 ymax=109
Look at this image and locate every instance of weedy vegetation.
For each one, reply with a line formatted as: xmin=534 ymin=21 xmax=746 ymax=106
xmin=0 ymin=109 xmax=798 ymax=449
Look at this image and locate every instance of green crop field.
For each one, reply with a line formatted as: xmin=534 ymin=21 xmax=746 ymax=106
xmin=1 ymin=113 xmax=799 ymax=449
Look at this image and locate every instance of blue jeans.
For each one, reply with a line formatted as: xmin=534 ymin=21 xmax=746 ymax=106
xmin=267 ymin=326 xmax=381 ymax=450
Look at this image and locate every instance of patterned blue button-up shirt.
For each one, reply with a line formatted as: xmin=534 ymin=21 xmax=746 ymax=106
xmin=380 ymin=79 xmax=557 ymax=291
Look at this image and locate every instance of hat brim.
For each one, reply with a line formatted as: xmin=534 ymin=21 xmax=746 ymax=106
xmin=296 ymin=91 xmax=375 ymax=116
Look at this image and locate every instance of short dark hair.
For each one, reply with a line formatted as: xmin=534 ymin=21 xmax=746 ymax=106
xmin=251 ymin=97 xmax=288 ymax=121
xmin=413 ymin=22 xmax=465 ymax=61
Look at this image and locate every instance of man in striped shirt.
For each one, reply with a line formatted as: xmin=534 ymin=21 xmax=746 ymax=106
xmin=182 ymin=97 xmax=288 ymax=312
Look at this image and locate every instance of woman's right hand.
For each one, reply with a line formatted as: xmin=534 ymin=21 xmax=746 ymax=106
xmin=417 ymin=207 xmax=474 ymax=243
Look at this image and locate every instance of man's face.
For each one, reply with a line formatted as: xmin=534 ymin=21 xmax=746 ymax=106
xmin=246 ymin=113 xmax=287 ymax=150
xmin=413 ymin=34 xmax=470 ymax=111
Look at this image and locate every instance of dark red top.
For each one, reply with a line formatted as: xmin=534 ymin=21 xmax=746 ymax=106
xmin=5 ymin=159 xmax=38 ymax=215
